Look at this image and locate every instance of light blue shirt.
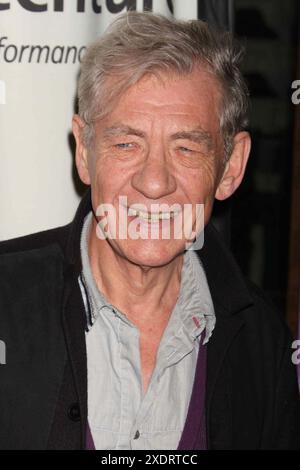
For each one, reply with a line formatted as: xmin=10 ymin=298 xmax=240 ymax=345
xmin=79 ymin=212 xmax=216 ymax=450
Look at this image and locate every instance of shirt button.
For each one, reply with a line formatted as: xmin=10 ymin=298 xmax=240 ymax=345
xmin=67 ymin=403 xmax=81 ymax=422
xmin=133 ymin=430 xmax=140 ymax=439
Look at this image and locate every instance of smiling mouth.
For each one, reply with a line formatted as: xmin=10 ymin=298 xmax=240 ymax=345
xmin=127 ymin=207 xmax=180 ymax=221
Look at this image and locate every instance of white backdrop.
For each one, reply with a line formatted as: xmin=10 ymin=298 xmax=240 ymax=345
xmin=0 ymin=0 xmax=198 ymax=240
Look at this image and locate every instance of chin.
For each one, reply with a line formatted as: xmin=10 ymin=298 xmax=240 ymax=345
xmin=112 ymin=239 xmax=185 ymax=268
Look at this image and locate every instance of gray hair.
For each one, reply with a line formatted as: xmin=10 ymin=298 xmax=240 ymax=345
xmin=78 ymin=11 xmax=249 ymax=161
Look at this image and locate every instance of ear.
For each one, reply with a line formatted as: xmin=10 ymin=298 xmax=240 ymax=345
xmin=72 ymin=114 xmax=91 ymax=185
xmin=215 ymin=131 xmax=251 ymax=201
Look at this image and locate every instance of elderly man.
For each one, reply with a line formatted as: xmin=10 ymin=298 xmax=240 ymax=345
xmin=0 ymin=12 xmax=299 ymax=450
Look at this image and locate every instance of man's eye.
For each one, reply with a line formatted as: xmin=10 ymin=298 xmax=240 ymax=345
xmin=115 ymin=143 xmax=134 ymax=149
xmin=179 ymin=146 xmax=193 ymax=153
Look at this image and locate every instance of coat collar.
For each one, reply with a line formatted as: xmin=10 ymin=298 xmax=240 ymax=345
xmin=197 ymin=221 xmax=254 ymax=316
xmin=65 ymin=188 xmax=92 ymax=274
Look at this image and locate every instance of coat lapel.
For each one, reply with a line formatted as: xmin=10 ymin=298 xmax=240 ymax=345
xmin=197 ymin=221 xmax=254 ymax=448
xmin=205 ymin=309 xmax=245 ymax=443
xmin=61 ymin=189 xmax=92 ymax=448
xmin=62 ymin=264 xmax=88 ymax=448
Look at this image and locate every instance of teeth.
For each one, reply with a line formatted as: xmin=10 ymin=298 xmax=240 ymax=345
xmin=137 ymin=210 xmax=149 ymax=219
xmin=127 ymin=207 xmax=177 ymax=221
xmin=128 ymin=207 xmax=138 ymax=216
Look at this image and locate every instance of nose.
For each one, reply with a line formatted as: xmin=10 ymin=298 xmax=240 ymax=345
xmin=131 ymin=147 xmax=177 ymax=200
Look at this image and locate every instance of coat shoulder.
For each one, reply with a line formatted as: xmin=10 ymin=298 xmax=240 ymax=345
xmin=0 ymin=224 xmax=70 ymax=310
xmin=243 ymin=278 xmax=293 ymax=348
xmin=245 ymin=279 xmax=286 ymax=322
xmin=0 ymin=223 xmax=70 ymax=257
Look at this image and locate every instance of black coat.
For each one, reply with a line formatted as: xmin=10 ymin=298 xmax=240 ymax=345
xmin=0 ymin=190 xmax=299 ymax=449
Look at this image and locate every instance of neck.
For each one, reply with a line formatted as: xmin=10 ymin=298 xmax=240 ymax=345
xmin=88 ymin=218 xmax=184 ymax=327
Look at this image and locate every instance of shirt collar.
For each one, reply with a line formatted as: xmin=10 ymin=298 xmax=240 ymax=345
xmin=79 ymin=211 xmax=216 ymax=344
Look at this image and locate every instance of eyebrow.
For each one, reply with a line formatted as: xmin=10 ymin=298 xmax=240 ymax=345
xmin=103 ymin=125 xmax=145 ymax=139
xmin=170 ymin=130 xmax=213 ymax=151
xmin=103 ymin=124 xmax=214 ymax=150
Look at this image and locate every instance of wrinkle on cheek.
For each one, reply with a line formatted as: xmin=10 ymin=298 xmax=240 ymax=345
xmin=199 ymin=169 xmax=216 ymax=197
xmin=189 ymin=159 xmax=219 ymax=203
xmin=199 ymin=154 xmax=218 ymax=184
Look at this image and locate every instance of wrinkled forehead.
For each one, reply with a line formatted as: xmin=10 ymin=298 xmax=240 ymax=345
xmin=90 ymin=64 xmax=223 ymax=125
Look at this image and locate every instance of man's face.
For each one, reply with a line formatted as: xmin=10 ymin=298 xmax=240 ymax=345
xmin=78 ymin=68 xmax=227 ymax=267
